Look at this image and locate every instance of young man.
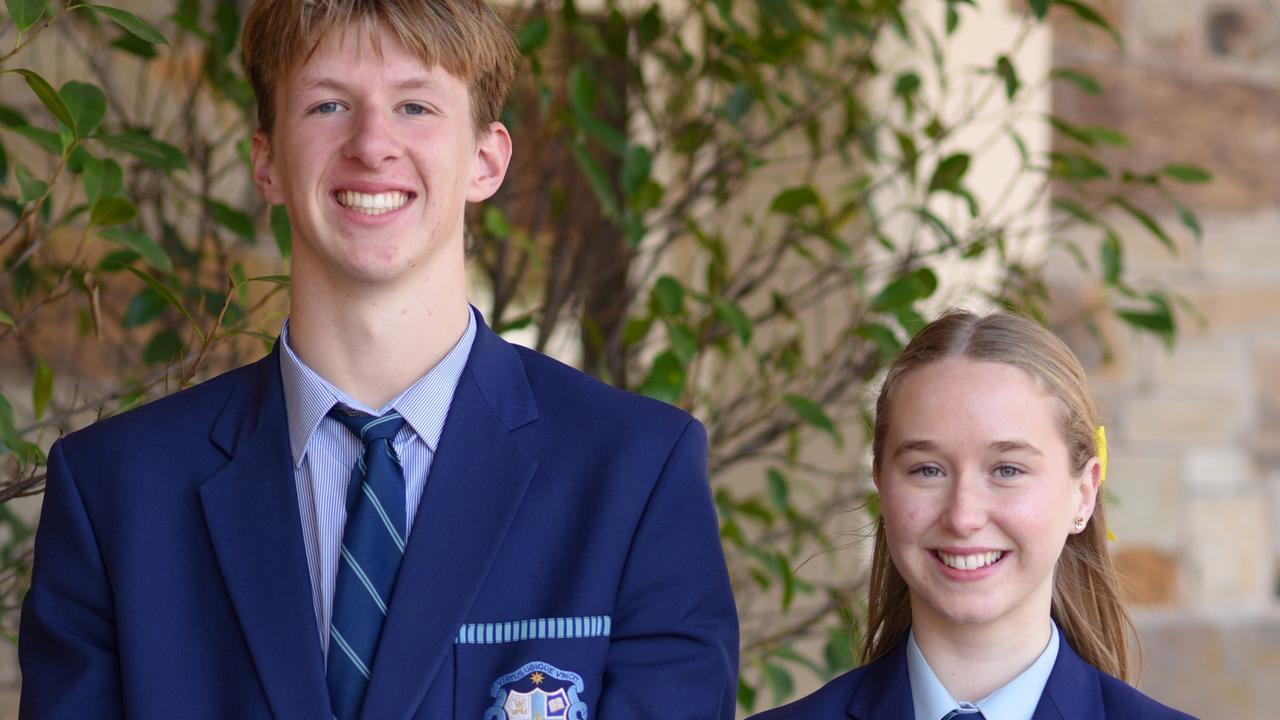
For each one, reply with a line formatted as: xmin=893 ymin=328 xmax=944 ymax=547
xmin=18 ymin=1 xmax=738 ymax=718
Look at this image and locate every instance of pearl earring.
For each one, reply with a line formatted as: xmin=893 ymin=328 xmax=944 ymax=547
xmin=1073 ymin=516 xmax=1087 ymax=531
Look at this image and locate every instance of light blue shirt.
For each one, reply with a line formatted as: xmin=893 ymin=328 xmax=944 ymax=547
xmin=907 ymin=622 xmax=1060 ymax=720
xmin=278 ymin=310 xmax=476 ymax=657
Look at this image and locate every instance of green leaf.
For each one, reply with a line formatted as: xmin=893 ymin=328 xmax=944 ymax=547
xmin=638 ymin=350 xmax=685 ymax=404
xmin=870 ymin=267 xmax=938 ymax=312
xmin=123 ymin=265 xmax=204 ymax=342
xmin=1113 ymin=197 xmax=1174 ymax=252
xmin=1051 ymin=197 xmax=1098 ymax=225
xmin=927 ymin=153 xmax=970 ymax=193
xmin=765 ymin=468 xmax=789 ymax=509
xmin=1056 ymin=0 xmax=1121 ymax=44
xmin=0 ymin=309 xmax=13 ymax=328
xmin=666 ymin=321 xmax=698 ymax=363
xmin=761 ymin=662 xmax=794 ymax=706
xmin=270 ymin=205 xmax=292 ymax=257
xmin=85 ymin=4 xmax=169 ymax=46
xmin=784 ymin=394 xmax=840 ymax=444
xmin=996 ymin=55 xmax=1019 ymax=100
xmin=98 ymin=131 xmax=188 ymax=170
xmin=1084 ymin=126 xmax=1128 ymax=147
xmin=1162 ymin=164 xmax=1212 ymax=183
xmin=32 ymin=359 xmax=52 ymax=420
xmin=517 ymin=15 xmax=550 ymax=54
xmin=1100 ymin=230 xmax=1122 ymax=285
xmin=122 ymin=287 xmax=168 ymax=327
xmin=111 ymin=30 xmax=159 ymax=59
xmin=12 ymin=124 xmax=63 ymax=155
xmin=100 ymin=227 xmax=172 ymax=272
xmin=5 ymin=0 xmax=47 ymax=31
xmin=241 ymin=274 xmax=291 ymax=287
xmin=209 ymin=200 xmax=254 ymax=239
xmin=0 ymin=395 xmax=23 ymax=455
xmin=211 ymin=1 xmax=239 ymax=56
xmin=713 ymin=298 xmax=753 ymax=345
xmin=59 ymin=81 xmax=107 ymax=138
xmin=769 ymin=186 xmax=820 ymax=215
xmin=1028 ymin=0 xmax=1050 ymax=20
xmin=737 ymin=678 xmax=757 ymax=713
xmin=568 ymin=141 xmax=619 ymax=220
xmin=856 ymin=322 xmax=901 ymax=361
xmin=621 ymin=145 xmax=652 ymax=198
xmin=1116 ymin=294 xmax=1175 ymax=348
xmin=6 ymin=69 xmax=75 ymax=133
xmin=15 ymin=166 xmax=48 ymax=205
xmin=1052 ymin=68 xmax=1103 ymax=95
xmin=482 ymin=205 xmax=509 ymax=239
xmin=143 ymin=328 xmax=184 ymax=365
xmin=0 ymin=103 xmax=27 ymax=127
xmin=1175 ymin=201 xmax=1202 ymax=241
xmin=90 ymin=196 xmax=136 ymax=226
xmin=652 ymin=275 xmax=684 ymax=316
xmin=568 ymin=65 xmax=597 ymax=116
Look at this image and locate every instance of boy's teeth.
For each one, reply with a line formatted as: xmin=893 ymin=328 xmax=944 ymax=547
xmin=337 ymin=190 xmax=409 ymax=214
xmin=938 ymin=550 xmax=1003 ymax=570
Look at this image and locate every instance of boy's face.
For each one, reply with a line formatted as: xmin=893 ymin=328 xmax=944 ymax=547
xmin=251 ymin=23 xmax=510 ymax=291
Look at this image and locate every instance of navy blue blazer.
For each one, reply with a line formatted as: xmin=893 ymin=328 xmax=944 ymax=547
xmin=748 ymin=632 xmax=1197 ymax=720
xmin=19 ymin=311 xmax=738 ymax=719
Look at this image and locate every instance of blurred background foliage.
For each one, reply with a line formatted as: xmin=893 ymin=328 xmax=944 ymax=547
xmin=0 ymin=0 xmax=1208 ymax=711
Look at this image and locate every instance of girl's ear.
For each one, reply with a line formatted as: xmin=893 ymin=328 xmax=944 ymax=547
xmin=1072 ymin=457 xmax=1102 ymax=531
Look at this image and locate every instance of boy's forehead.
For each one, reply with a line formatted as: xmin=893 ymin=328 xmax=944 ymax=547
xmin=285 ymin=22 xmax=446 ymax=92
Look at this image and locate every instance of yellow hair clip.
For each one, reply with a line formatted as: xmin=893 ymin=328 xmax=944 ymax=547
xmin=1095 ymin=425 xmax=1116 ymax=542
xmin=1095 ymin=425 xmax=1108 ymax=486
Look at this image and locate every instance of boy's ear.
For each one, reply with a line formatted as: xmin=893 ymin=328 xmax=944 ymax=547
xmin=467 ymin=121 xmax=513 ymax=203
xmin=251 ymin=130 xmax=285 ymax=205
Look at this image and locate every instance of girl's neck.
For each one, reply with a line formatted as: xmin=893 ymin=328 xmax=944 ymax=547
xmin=910 ymin=606 xmax=1053 ymax=703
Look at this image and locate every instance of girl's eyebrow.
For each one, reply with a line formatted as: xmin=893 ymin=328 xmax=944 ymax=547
xmin=989 ymin=440 xmax=1042 ymax=455
xmin=892 ymin=439 xmax=939 ymax=458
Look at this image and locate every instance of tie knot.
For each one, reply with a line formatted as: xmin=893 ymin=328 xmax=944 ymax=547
xmin=327 ymin=407 xmax=406 ymax=445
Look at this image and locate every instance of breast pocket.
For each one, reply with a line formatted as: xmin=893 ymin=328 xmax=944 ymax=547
xmin=455 ymin=615 xmax=611 ymax=720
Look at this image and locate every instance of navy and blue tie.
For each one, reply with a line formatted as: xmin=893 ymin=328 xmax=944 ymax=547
xmin=326 ymin=407 xmax=408 ymax=720
xmin=942 ymin=709 xmax=986 ymax=720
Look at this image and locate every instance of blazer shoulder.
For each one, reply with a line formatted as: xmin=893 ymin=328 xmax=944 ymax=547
xmin=747 ymin=666 xmax=870 ymax=719
xmin=59 ymin=354 xmax=269 ymax=455
xmin=512 ymin=344 xmax=693 ymax=430
xmin=1098 ymin=672 xmax=1200 ymax=719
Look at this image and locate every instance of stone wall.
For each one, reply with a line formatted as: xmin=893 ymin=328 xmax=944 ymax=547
xmin=1048 ymin=2 xmax=1280 ymax=717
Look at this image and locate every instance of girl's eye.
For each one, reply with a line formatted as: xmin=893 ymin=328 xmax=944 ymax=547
xmin=913 ymin=465 xmax=944 ymax=478
xmin=994 ymin=465 xmax=1023 ymax=479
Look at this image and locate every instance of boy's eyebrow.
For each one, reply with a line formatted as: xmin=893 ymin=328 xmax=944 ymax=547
xmin=294 ymin=75 xmax=442 ymax=94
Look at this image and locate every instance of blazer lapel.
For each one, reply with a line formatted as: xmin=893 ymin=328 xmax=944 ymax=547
xmin=199 ymin=350 xmax=330 ymax=720
xmin=360 ymin=313 xmax=539 ymax=720
xmin=847 ymin=639 xmax=915 ymax=720
xmin=1031 ymin=635 xmax=1105 ymax=720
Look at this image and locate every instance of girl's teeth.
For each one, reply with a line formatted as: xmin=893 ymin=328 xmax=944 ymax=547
xmin=938 ymin=550 xmax=1003 ymax=570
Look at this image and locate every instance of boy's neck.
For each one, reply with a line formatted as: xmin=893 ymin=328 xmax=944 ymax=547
xmin=286 ymin=254 xmax=471 ymax=410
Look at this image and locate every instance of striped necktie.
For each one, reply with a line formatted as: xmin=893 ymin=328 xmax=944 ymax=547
xmin=942 ymin=709 xmax=986 ymax=720
xmin=326 ymin=407 xmax=408 ymax=720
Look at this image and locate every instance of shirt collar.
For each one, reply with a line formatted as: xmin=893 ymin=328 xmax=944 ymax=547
xmin=279 ymin=309 xmax=477 ymax=467
xmin=907 ymin=622 xmax=1059 ymax=720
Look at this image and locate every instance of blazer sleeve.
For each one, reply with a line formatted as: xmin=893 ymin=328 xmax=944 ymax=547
xmin=19 ymin=439 xmax=125 ymax=719
xmin=596 ymin=418 xmax=740 ymax=719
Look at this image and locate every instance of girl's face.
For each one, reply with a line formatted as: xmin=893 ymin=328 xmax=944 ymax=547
xmin=876 ymin=358 xmax=1100 ymax=637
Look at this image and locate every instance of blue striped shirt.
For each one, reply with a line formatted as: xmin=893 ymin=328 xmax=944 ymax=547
xmin=278 ymin=311 xmax=476 ymax=657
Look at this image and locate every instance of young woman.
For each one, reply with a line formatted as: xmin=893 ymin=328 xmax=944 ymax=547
xmin=750 ymin=311 xmax=1196 ymax=720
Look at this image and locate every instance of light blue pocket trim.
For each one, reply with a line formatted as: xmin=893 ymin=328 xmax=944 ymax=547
xmin=455 ymin=615 xmax=611 ymax=644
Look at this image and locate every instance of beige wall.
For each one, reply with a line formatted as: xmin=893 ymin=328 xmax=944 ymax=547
xmin=1047 ymin=2 xmax=1280 ymax=717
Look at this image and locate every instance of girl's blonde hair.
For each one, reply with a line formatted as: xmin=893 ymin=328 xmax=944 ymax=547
xmin=861 ymin=310 xmax=1137 ymax=682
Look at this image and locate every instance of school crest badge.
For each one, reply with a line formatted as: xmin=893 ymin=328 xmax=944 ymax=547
xmin=485 ymin=661 xmax=588 ymax=720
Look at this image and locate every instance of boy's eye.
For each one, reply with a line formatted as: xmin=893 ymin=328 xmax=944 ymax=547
xmin=313 ymin=101 xmax=343 ymax=114
xmin=913 ymin=465 xmax=943 ymax=478
xmin=994 ymin=465 xmax=1023 ymax=479
xmin=401 ymin=103 xmax=428 ymax=115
